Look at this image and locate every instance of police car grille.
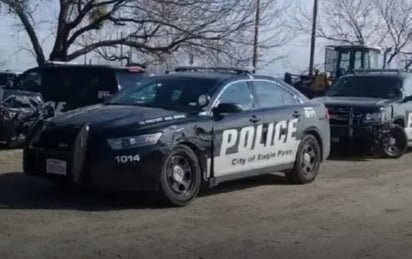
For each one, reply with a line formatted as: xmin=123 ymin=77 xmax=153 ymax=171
xmin=33 ymin=125 xmax=81 ymax=150
xmin=328 ymin=107 xmax=363 ymax=126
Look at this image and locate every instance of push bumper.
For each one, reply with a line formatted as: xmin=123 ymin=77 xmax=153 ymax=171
xmin=23 ymin=125 xmax=169 ymax=191
xmin=330 ymin=123 xmax=384 ymax=144
xmin=24 ymin=146 xmax=167 ymax=191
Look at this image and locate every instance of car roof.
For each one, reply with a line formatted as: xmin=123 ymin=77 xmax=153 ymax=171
xmin=0 ymin=71 xmax=18 ymax=75
xmin=150 ymin=71 xmax=276 ymax=84
xmin=37 ymin=63 xmax=145 ymax=72
xmin=342 ymin=72 xmax=411 ymax=80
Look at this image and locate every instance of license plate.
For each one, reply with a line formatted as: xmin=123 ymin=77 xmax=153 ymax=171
xmin=46 ymin=159 xmax=67 ymax=176
xmin=331 ymin=137 xmax=340 ymax=143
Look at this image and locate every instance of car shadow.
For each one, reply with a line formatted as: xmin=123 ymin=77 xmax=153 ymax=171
xmin=327 ymin=146 xmax=375 ymax=162
xmin=0 ymin=145 xmax=23 ymax=151
xmin=0 ymin=172 xmax=163 ymax=211
xmin=328 ymin=147 xmax=412 ymax=162
xmin=201 ymin=174 xmax=288 ymax=197
xmin=327 ymin=154 xmax=372 ymax=162
xmin=0 ymin=172 xmax=289 ymax=211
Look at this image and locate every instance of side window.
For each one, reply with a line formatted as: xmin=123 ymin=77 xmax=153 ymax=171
xmin=254 ymin=81 xmax=298 ymax=108
xmin=281 ymin=89 xmax=299 ymax=105
xmin=61 ymin=68 xmax=117 ymax=107
xmin=75 ymin=69 xmax=115 ymax=101
xmin=217 ymin=81 xmax=253 ymax=111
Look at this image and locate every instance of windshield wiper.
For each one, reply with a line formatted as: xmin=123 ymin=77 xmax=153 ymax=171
xmin=132 ymin=103 xmax=175 ymax=110
xmin=106 ymin=102 xmax=127 ymax=106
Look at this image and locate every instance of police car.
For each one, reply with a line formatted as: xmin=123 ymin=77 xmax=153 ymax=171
xmin=23 ymin=67 xmax=331 ymax=206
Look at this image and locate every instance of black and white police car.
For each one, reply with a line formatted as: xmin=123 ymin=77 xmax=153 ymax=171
xmin=24 ymin=67 xmax=331 ymax=206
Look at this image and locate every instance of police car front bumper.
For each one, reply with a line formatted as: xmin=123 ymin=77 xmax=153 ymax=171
xmin=23 ymin=125 xmax=169 ymax=191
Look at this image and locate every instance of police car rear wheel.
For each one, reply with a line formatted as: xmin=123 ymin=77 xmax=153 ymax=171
xmin=286 ymin=135 xmax=321 ymax=184
xmin=159 ymin=145 xmax=202 ymax=207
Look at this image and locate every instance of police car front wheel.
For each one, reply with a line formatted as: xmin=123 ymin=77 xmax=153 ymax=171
xmin=159 ymin=145 xmax=202 ymax=207
xmin=286 ymin=134 xmax=321 ymax=185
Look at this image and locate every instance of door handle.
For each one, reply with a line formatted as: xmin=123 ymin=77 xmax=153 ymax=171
xmin=292 ymin=111 xmax=301 ymax=118
xmin=249 ymin=115 xmax=261 ymax=123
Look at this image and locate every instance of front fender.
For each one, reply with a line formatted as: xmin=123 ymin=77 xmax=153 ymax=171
xmin=162 ymin=122 xmax=213 ymax=182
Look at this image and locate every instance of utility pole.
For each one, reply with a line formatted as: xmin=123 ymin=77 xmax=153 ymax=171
xmin=252 ymin=0 xmax=260 ymax=73
xmin=120 ymin=31 xmax=124 ymax=66
xmin=189 ymin=53 xmax=194 ymax=65
xmin=309 ymin=0 xmax=318 ymax=76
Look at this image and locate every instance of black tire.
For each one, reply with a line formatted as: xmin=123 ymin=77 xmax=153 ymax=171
xmin=159 ymin=145 xmax=202 ymax=207
xmin=381 ymin=124 xmax=408 ymax=159
xmin=286 ymin=134 xmax=321 ymax=185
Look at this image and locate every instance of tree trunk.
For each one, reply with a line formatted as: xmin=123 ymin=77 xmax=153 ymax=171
xmin=49 ymin=1 xmax=70 ymax=62
xmin=49 ymin=30 xmax=69 ymax=61
xmin=13 ymin=6 xmax=46 ymax=65
xmin=49 ymin=49 xmax=69 ymax=61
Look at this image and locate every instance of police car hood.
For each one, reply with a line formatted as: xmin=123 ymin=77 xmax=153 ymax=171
xmin=314 ymin=96 xmax=393 ymax=108
xmin=50 ymin=104 xmax=187 ymax=128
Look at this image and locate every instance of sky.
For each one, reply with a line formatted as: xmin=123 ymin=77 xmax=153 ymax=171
xmin=0 ymin=0 xmax=322 ymax=76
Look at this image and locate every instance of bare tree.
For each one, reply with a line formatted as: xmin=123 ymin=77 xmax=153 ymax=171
xmin=93 ymin=0 xmax=293 ymax=69
xmin=293 ymin=0 xmax=412 ymax=69
xmin=294 ymin=0 xmax=381 ymax=45
xmin=0 ymin=0 xmax=291 ymax=68
xmin=376 ymin=0 xmax=412 ymax=66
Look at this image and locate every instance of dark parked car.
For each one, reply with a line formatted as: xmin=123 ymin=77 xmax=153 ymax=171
xmin=24 ymin=66 xmax=331 ymax=206
xmin=314 ymin=69 xmax=412 ymax=158
xmin=2 ymin=63 xmax=146 ymax=111
xmin=0 ymin=94 xmax=45 ymax=147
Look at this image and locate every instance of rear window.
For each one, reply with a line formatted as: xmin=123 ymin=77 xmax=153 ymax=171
xmin=116 ymin=70 xmax=145 ymax=89
xmin=42 ymin=67 xmax=117 ymax=108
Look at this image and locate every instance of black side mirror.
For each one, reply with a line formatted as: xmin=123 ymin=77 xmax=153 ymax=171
xmin=403 ymin=95 xmax=412 ymax=103
xmin=212 ymin=103 xmax=243 ymax=116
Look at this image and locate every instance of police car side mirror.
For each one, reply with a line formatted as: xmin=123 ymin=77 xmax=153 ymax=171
xmin=213 ymin=103 xmax=243 ymax=116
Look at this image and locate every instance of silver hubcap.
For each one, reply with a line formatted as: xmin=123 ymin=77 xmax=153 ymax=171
xmin=172 ymin=165 xmax=185 ymax=184
xmin=385 ymin=136 xmax=399 ymax=155
xmin=167 ymin=155 xmax=194 ymax=195
xmin=302 ymin=145 xmax=317 ymax=175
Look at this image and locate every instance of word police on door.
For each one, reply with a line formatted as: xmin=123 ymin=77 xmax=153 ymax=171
xmin=220 ymin=119 xmax=299 ymax=157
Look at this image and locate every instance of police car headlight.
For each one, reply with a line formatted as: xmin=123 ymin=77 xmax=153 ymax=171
xmin=107 ymin=133 xmax=162 ymax=150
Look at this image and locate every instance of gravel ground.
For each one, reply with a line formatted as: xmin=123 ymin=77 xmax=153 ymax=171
xmin=1 ymin=149 xmax=412 ymax=259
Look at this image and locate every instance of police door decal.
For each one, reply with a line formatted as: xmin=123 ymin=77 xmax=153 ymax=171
xmin=213 ymin=118 xmax=301 ymax=177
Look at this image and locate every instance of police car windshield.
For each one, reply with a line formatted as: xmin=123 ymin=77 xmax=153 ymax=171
xmin=116 ymin=71 xmax=145 ymax=89
xmin=327 ymin=76 xmax=402 ymax=99
xmin=108 ymin=77 xmax=218 ymax=111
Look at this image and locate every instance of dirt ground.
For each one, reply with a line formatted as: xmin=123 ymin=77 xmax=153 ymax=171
xmin=1 ymin=150 xmax=412 ymax=259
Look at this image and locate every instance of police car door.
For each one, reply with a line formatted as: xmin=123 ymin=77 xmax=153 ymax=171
xmin=251 ymin=80 xmax=304 ymax=170
xmin=212 ymin=80 xmax=264 ymax=178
